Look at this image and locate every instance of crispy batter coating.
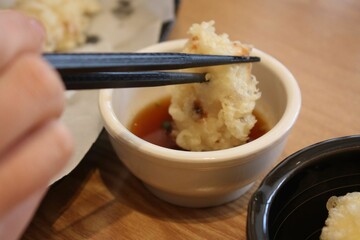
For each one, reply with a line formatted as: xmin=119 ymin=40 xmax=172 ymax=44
xmin=169 ymin=21 xmax=261 ymax=151
xmin=321 ymin=192 xmax=360 ymax=240
xmin=15 ymin=0 xmax=100 ymax=52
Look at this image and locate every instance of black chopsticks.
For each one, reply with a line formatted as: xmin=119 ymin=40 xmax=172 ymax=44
xmin=44 ymin=53 xmax=260 ymax=90
xmin=61 ymin=72 xmax=208 ymax=90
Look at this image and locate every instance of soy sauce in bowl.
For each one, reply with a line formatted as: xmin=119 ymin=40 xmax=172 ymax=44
xmin=129 ymin=96 xmax=269 ymax=150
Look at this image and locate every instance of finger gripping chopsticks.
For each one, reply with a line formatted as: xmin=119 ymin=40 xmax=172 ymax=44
xmin=44 ymin=52 xmax=260 ymax=89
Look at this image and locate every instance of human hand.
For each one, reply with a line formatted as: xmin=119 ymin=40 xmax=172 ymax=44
xmin=0 ymin=10 xmax=73 ymax=239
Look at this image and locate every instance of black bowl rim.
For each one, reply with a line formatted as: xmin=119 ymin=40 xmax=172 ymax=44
xmin=246 ymin=135 xmax=360 ymax=240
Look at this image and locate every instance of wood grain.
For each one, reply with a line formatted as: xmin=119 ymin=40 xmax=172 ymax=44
xmin=22 ymin=0 xmax=360 ymax=239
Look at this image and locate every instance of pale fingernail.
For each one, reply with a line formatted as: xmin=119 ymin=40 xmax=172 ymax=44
xmin=29 ymin=18 xmax=46 ymax=41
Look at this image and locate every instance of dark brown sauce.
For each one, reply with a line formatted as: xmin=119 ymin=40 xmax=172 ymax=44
xmin=129 ymin=96 xmax=269 ymax=150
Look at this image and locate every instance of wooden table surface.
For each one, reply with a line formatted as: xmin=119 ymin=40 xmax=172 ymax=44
xmin=22 ymin=0 xmax=360 ymax=239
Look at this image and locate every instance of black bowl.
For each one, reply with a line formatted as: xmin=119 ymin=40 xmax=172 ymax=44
xmin=247 ymin=135 xmax=360 ymax=240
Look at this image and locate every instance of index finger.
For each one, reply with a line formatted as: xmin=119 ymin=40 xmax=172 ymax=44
xmin=0 ymin=10 xmax=45 ymax=71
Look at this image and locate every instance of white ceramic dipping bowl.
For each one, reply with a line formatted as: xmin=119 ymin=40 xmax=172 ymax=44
xmin=99 ymin=39 xmax=301 ymax=208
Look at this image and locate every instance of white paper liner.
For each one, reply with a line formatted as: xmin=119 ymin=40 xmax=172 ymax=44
xmin=1 ymin=0 xmax=175 ymax=183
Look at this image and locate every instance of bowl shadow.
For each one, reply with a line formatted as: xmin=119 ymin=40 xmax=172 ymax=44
xmin=97 ymin=132 xmax=252 ymax=224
